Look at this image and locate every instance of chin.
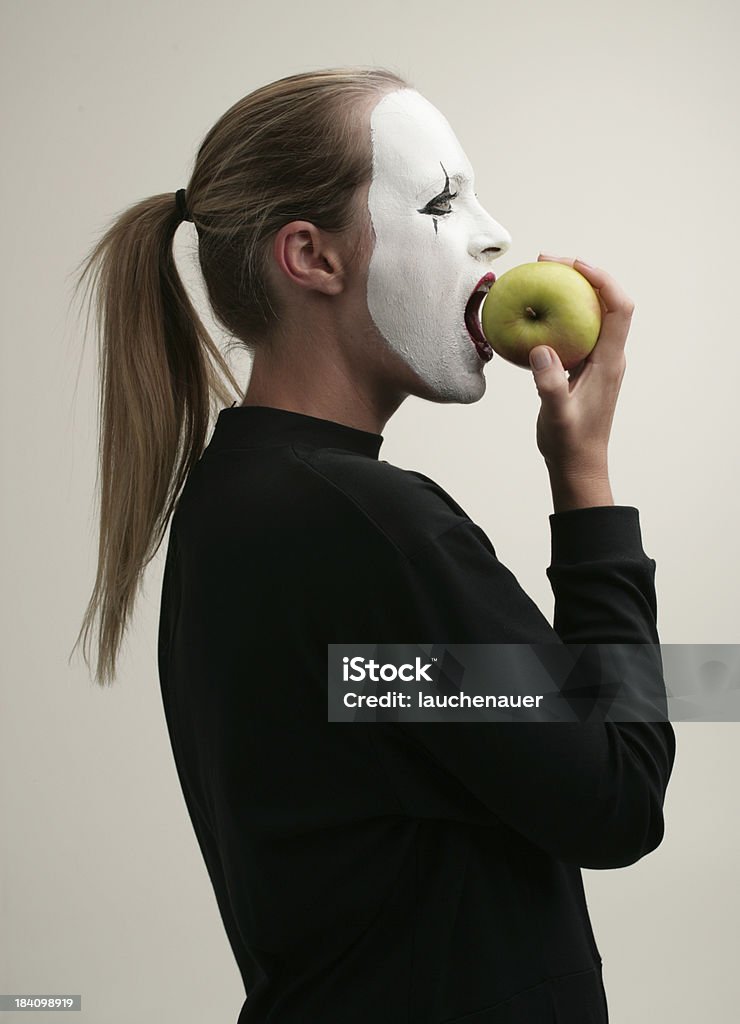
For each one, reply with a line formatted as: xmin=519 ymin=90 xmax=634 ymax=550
xmin=381 ymin=333 xmax=489 ymax=406
xmin=457 ymin=376 xmax=487 ymax=404
xmin=410 ymin=370 xmax=487 ymax=406
xmin=445 ymin=374 xmax=487 ymax=404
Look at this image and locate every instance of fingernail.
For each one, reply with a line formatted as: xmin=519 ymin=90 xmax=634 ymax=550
xmin=575 ymin=258 xmax=594 ymax=268
xmin=530 ymin=347 xmax=552 ymax=370
xmin=538 ymin=252 xmax=559 ymax=259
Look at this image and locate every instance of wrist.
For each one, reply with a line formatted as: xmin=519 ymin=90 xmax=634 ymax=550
xmin=547 ymin=464 xmax=614 ymax=513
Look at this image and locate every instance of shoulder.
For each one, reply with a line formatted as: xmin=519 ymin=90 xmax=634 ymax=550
xmin=290 ymin=444 xmax=473 ymax=561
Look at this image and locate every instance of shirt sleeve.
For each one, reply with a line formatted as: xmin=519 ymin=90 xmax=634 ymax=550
xmin=354 ymin=505 xmax=676 ymax=870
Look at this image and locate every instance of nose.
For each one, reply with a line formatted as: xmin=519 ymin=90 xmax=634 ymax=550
xmin=468 ymin=214 xmax=512 ymax=261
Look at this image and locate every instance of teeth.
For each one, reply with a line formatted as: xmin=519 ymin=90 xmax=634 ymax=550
xmin=475 ymin=295 xmax=486 ymax=332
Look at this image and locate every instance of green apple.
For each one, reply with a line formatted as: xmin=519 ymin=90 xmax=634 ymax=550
xmin=480 ymin=261 xmax=602 ymax=370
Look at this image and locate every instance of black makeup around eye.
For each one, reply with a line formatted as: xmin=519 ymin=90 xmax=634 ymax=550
xmin=417 ymin=161 xmax=461 ymax=215
xmin=418 ymin=188 xmax=459 ymax=216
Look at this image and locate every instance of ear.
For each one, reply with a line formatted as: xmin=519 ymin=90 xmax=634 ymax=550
xmin=272 ymin=221 xmax=346 ymax=296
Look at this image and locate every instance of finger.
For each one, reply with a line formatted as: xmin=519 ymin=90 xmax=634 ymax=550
xmin=571 ymin=259 xmax=634 ymax=319
xmin=529 ymin=345 xmax=570 ymax=417
xmin=572 ymin=260 xmax=634 ymax=366
xmin=538 ymin=255 xmax=634 ymax=365
xmin=540 ymin=252 xmax=630 ymax=313
xmin=538 ymin=255 xmax=631 ymax=315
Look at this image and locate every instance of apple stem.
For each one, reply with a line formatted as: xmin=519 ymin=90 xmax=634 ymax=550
xmin=525 ymin=306 xmax=538 ymax=319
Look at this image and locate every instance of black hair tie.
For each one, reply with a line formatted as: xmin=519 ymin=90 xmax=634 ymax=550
xmin=175 ymin=188 xmax=193 ymax=222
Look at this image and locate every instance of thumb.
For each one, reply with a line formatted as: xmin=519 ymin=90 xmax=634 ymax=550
xmin=529 ymin=346 xmax=569 ymax=408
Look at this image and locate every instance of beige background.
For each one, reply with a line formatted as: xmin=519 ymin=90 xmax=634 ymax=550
xmin=2 ymin=0 xmax=739 ymax=1020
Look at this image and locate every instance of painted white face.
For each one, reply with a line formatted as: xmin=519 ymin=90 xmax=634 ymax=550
xmin=366 ymin=89 xmax=512 ymax=403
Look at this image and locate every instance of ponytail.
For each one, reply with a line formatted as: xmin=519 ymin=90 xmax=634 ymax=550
xmin=68 ymin=191 xmax=240 ymax=686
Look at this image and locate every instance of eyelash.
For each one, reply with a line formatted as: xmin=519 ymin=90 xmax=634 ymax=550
xmin=425 ymin=188 xmax=459 ymax=216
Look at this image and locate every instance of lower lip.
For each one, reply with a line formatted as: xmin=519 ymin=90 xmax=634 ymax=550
xmin=465 ymin=293 xmax=494 ymax=362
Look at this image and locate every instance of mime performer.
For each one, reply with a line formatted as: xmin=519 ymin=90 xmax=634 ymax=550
xmin=72 ymin=67 xmax=676 ymax=1024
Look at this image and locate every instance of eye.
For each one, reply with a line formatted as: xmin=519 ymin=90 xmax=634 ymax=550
xmin=422 ymin=188 xmax=459 ymax=217
xmin=417 ymin=161 xmax=460 ymax=218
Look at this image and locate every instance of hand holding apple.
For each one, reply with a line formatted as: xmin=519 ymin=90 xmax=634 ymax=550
xmin=480 ymin=260 xmax=602 ymax=370
xmin=496 ymin=255 xmax=634 ymax=493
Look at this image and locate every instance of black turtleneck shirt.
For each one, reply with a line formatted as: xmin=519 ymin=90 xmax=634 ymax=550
xmin=157 ymin=405 xmax=675 ymax=1024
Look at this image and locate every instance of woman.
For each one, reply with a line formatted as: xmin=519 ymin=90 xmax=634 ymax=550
xmin=71 ymin=67 xmax=675 ymax=1023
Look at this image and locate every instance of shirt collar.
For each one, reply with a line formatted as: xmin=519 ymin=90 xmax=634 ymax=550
xmin=206 ymin=404 xmax=384 ymax=460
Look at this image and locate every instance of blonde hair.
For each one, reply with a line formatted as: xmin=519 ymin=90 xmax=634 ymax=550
xmin=69 ymin=66 xmax=411 ymax=687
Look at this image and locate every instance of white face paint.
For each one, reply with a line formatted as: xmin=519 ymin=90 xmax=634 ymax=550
xmin=366 ymin=89 xmax=512 ymax=403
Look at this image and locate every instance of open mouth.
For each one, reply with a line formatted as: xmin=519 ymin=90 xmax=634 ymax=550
xmin=465 ymin=273 xmax=496 ymax=361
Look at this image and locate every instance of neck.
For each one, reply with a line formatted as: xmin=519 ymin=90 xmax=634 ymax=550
xmin=241 ymin=339 xmax=407 ymax=435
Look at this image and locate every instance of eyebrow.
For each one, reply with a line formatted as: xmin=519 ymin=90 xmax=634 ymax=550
xmin=448 ymin=171 xmax=471 ymax=188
